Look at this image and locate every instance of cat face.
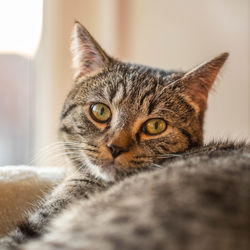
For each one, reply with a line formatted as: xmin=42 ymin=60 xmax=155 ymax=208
xmin=60 ymin=21 xmax=228 ymax=182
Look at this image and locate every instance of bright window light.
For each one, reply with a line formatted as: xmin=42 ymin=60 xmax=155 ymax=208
xmin=0 ymin=0 xmax=43 ymax=57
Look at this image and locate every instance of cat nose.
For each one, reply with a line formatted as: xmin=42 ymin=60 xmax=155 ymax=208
xmin=107 ymin=144 xmax=127 ymax=158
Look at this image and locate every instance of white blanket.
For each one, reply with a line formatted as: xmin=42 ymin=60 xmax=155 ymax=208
xmin=0 ymin=166 xmax=65 ymax=236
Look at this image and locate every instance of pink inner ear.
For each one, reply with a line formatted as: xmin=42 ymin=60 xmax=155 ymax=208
xmin=71 ymin=22 xmax=109 ymax=80
xmin=71 ymin=33 xmax=105 ymax=79
xmin=79 ymin=47 xmax=105 ymax=77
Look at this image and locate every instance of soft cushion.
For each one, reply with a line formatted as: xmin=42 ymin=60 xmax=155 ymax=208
xmin=0 ymin=166 xmax=65 ymax=236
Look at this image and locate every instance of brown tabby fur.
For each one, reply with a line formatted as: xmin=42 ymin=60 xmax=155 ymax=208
xmin=0 ymin=21 xmax=249 ymax=250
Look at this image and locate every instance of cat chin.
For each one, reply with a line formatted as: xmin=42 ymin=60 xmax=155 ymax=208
xmin=84 ymin=157 xmax=115 ymax=183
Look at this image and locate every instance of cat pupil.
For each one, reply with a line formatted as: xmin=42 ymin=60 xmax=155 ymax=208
xmin=154 ymin=121 xmax=159 ymax=130
xmin=100 ymin=107 xmax=104 ymax=116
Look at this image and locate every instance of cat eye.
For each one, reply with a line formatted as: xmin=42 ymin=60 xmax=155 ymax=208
xmin=144 ymin=118 xmax=167 ymax=135
xmin=90 ymin=103 xmax=111 ymax=123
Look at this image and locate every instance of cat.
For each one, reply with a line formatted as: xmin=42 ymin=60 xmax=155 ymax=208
xmin=0 ymin=21 xmax=249 ymax=250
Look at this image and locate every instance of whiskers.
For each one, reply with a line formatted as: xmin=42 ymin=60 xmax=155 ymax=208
xmin=28 ymin=141 xmax=96 ymax=168
xmin=136 ymin=153 xmax=181 ymax=160
xmin=151 ymin=163 xmax=164 ymax=169
xmin=155 ymin=153 xmax=181 ymax=159
xmin=134 ymin=153 xmax=182 ymax=171
xmin=28 ymin=141 xmax=183 ymax=182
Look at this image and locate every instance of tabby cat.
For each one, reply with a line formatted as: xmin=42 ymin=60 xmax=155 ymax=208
xmin=0 ymin=21 xmax=249 ymax=250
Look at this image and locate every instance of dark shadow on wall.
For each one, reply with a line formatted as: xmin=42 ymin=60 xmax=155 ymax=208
xmin=0 ymin=54 xmax=33 ymax=165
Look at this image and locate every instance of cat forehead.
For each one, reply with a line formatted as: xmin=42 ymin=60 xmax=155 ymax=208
xmin=77 ymin=62 xmax=184 ymax=102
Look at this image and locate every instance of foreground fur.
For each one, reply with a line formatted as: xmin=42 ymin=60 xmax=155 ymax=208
xmin=0 ymin=141 xmax=248 ymax=250
xmin=1 ymin=142 xmax=250 ymax=250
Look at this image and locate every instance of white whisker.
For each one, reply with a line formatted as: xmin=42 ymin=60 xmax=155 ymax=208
xmin=156 ymin=153 xmax=181 ymax=158
xmin=151 ymin=163 xmax=164 ymax=169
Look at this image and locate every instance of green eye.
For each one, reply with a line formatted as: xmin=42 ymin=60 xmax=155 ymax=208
xmin=90 ymin=103 xmax=111 ymax=123
xmin=144 ymin=118 xmax=167 ymax=135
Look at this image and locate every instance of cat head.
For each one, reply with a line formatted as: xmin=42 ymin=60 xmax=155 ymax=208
xmin=60 ymin=21 xmax=228 ymax=182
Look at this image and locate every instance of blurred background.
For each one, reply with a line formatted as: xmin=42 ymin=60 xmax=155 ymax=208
xmin=0 ymin=0 xmax=249 ymax=166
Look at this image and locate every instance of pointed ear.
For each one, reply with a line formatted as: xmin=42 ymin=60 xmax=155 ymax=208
xmin=71 ymin=21 xmax=111 ymax=79
xmin=174 ymin=52 xmax=229 ymax=111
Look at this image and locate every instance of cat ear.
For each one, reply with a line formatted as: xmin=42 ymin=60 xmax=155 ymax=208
xmin=71 ymin=21 xmax=111 ymax=79
xmin=174 ymin=53 xmax=229 ymax=111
